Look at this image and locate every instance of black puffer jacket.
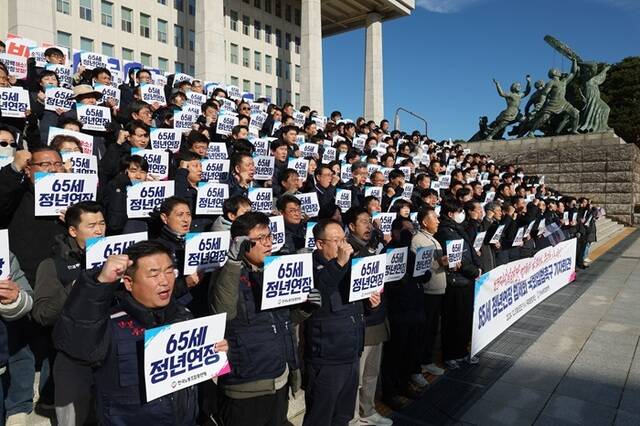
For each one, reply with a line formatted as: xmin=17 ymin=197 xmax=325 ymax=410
xmin=434 ymin=216 xmax=481 ymax=287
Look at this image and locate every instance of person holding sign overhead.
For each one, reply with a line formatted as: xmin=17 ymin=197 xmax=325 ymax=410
xmin=304 ymin=219 xmax=381 ymax=426
xmin=434 ymin=200 xmax=481 ymax=370
xmin=52 ymin=240 xmax=228 ymax=426
xmin=209 ymin=212 xmax=318 ymax=426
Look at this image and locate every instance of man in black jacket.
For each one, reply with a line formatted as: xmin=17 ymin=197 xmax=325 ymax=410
xmin=434 ymin=199 xmax=481 ymax=369
xmin=33 ymin=201 xmax=106 ymax=426
xmin=313 ymin=164 xmax=336 ymax=214
xmin=53 ymin=240 xmax=227 ymax=425
xmin=277 ymin=195 xmax=306 ymax=255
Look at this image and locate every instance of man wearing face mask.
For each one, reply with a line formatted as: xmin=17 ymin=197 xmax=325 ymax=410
xmin=434 ymin=199 xmax=481 ymax=369
xmin=0 ymin=124 xmax=19 ymax=159
xmin=463 ymin=201 xmax=495 ymax=272
xmin=340 ymin=162 xmax=368 ymax=209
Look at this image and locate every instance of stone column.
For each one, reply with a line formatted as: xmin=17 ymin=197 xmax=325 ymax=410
xmin=195 ymin=0 xmax=225 ymax=83
xmin=364 ymin=12 xmax=384 ymax=123
xmin=300 ymin=0 xmax=324 ymax=114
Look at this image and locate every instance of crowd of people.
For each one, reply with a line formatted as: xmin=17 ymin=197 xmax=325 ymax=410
xmin=0 ymin=45 xmax=602 ymax=426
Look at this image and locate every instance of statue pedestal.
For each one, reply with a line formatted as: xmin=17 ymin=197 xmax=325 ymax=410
xmin=465 ymin=131 xmax=640 ymax=225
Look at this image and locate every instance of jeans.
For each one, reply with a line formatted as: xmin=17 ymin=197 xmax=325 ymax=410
xmin=2 ymin=345 xmax=35 ymax=417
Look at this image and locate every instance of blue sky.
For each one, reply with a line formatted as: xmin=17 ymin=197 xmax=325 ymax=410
xmin=322 ymin=0 xmax=640 ymax=141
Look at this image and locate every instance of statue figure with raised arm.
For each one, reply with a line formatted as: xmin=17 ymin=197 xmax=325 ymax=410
xmin=526 ymin=58 xmax=581 ymax=136
xmin=510 ymin=79 xmax=548 ymax=137
xmin=578 ymin=63 xmax=611 ymax=133
xmin=486 ymin=75 xmax=531 ymax=140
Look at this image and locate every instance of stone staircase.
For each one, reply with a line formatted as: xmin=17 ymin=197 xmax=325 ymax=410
xmin=590 ymin=216 xmax=627 ymax=253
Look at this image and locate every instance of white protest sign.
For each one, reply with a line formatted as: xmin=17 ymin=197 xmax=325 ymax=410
xmin=150 ymin=128 xmax=181 ymax=153
xmin=524 ymin=221 xmax=536 ymax=239
xmin=295 ymin=192 xmax=320 ymax=218
xmin=216 ymin=113 xmax=238 ymax=136
xmin=312 ymin=115 xmax=327 ymax=130
xmin=484 ymin=191 xmax=496 ymax=204
xmin=349 ymin=254 xmax=386 ymax=302
xmin=372 ymin=212 xmax=396 ymax=235
xmin=173 ymin=72 xmax=194 ymax=85
xmin=340 ymin=164 xmax=352 ymax=183
xmin=140 ymin=84 xmax=167 ymax=105
xmin=249 ymin=111 xmax=268 ymax=136
xmin=46 ymin=64 xmax=73 ymax=87
xmin=292 ymin=111 xmax=305 ymax=128
xmin=0 ymin=87 xmax=30 ymax=118
xmin=248 ymin=187 xmax=273 ymax=214
xmin=336 ymin=188 xmax=352 ymax=213
xmin=352 ymin=137 xmax=366 ymax=151
xmin=132 ymin=148 xmax=169 ymax=180
xmin=95 ymin=83 xmax=120 ymax=108
xmin=126 ymin=181 xmax=174 ymax=218
xmin=489 ymin=224 xmax=505 ymax=245
xmin=186 ymin=91 xmax=206 ymax=108
xmin=380 ymin=167 xmax=393 ymax=182
xmin=271 ymin=120 xmax=282 ymax=136
xmin=144 ymin=313 xmax=229 ymax=401
xmin=200 ymin=159 xmax=230 ymax=183
xmin=77 ymin=105 xmax=111 ymax=131
xmin=384 ymin=247 xmax=407 ymax=283
xmin=438 ymin=175 xmax=451 ymax=189
xmin=173 ymin=110 xmax=198 ymax=133
xmin=473 ymin=231 xmax=487 ymax=251
xmin=262 ymin=253 xmax=314 ymax=310
xmin=288 ymin=157 xmax=308 ymax=180
xmin=446 ymin=239 xmax=464 ymax=269
xmin=413 ymin=247 xmax=434 ymax=277
xmin=472 ymin=239 xmax=577 ymax=357
xmin=300 ymin=143 xmax=319 ymax=158
xmin=217 ymin=97 xmax=236 ymax=114
xmin=85 ymin=232 xmax=148 ymax=269
xmin=227 ymin=85 xmax=241 ymax=100
xmin=365 ymin=186 xmax=383 ymax=200
xmin=403 ymin=183 xmax=414 ymax=197
xmin=48 ymin=127 xmax=93 ymax=155
xmin=183 ymin=231 xmax=230 ymax=275
xmin=206 ymin=143 xmax=228 ymax=160
xmin=34 ymin=172 xmax=97 ymax=216
xmin=251 ymin=138 xmax=271 ymax=156
xmin=305 ymin=222 xmax=317 ymax=250
xmin=0 ymin=230 xmax=10 ymax=280
xmin=61 ymin=152 xmax=98 ymax=174
xmin=269 ymin=215 xmax=286 ymax=253
xmin=512 ymin=227 xmax=525 ymax=247
xmin=0 ymin=54 xmax=28 ymax=79
xmin=80 ymin=52 xmax=109 ymax=70
xmin=322 ymin=147 xmax=336 ymax=163
xmin=196 ymin=182 xmax=228 ymax=215
xmin=44 ymin=87 xmax=74 ymax=112
xmin=253 ymin=155 xmax=275 ymax=181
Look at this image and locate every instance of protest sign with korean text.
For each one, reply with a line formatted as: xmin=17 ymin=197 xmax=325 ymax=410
xmin=446 ymin=239 xmax=464 ymax=269
xmin=253 ymin=155 xmax=275 ymax=181
xmin=413 ymin=247 xmax=434 ymax=277
xmin=34 ymin=172 xmax=97 ymax=216
xmin=349 ymin=254 xmax=386 ymax=302
xmin=46 ymin=64 xmax=73 ymax=87
xmin=140 ymin=84 xmax=167 ymax=105
xmin=95 ymin=83 xmax=120 ymax=108
xmin=295 ymin=192 xmax=320 ymax=217
xmin=44 ymin=87 xmax=74 ymax=112
xmin=150 ymin=128 xmax=181 ymax=153
xmin=372 ymin=212 xmax=396 ymax=235
xmin=473 ymin=231 xmax=487 ymax=251
xmin=288 ymin=157 xmax=308 ymax=180
xmin=85 ymin=232 xmax=148 ymax=269
xmin=196 ymin=182 xmax=228 ymax=215
xmin=269 ymin=215 xmax=286 ymax=253
xmin=174 ymin=110 xmax=198 ymax=133
xmin=0 ymin=54 xmax=27 ymax=78
xmin=77 ymin=105 xmax=111 ymax=132
xmin=0 ymin=87 xmax=29 ymax=118
xmin=127 ymin=181 xmax=174 ymax=218
xmin=183 ymin=231 xmax=230 ymax=275
xmin=132 ymin=148 xmax=169 ymax=180
xmin=248 ymin=188 xmax=273 ymax=214
xmin=61 ymin=152 xmax=98 ymax=174
xmin=80 ymin=52 xmax=109 ymax=70
xmin=384 ymin=247 xmax=408 ymax=283
xmin=262 ymin=253 xmax=314 ymax=310
xmin=305 ymin=222 xmax=317 ymax=250
xmin=206 ymin=143 xmax=228 ymax=160
xmin=200 ymin=159 xmax=229 ymax=183
xmin=0 ymin=230 xmax=10 ymax=280
xmin=216 ymin=114 xmax=238 ymax=137
xmin=144 ymin=313 xmax=229 ymax=401
xmin=336 ymin=189 xmax=352 ymax=213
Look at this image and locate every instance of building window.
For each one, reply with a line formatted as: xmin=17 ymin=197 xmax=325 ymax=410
xmin=140 ymin=13 xmax=151 ymax=38
xmin=122 ymin=48 xmax=133 ymax=61
xmin=174 ymin=25 xmax=184 ymax=48
xmin=80 ymin=37 xmax=94 ymax=52
xmin=295 ymin=37 xmax=300 ymax=54
xmin=230 ymin=76 xmax=239 ymax=87
xmin=174 ymin=0 xmax=183 ymax=11
xmin=254 ymin=20 xmax=261 ymax=39
xmin=188 ymin=0 xmax=195 ymax=15
xmin=275 ymin=0 xmax=281 ymax=17
xmin=295 ymin=65 xmax=300 ymax=82
xmin=243 ymin=79 xmax=250 ymax=92
xmin=79 ymin=0 xmax=93 ymax=21
xmin=254 ymin=51 xmax=261 ymax=71
xmin=56 ymin=0 xmax=70 ymax=15
xmin=175 ymin=62 xmax=184 ymax=73
xmin=158 ymin=57 xmax=168 ymax=72
xmin=101 ymin=1 xmax=113 ymax=27
xmin=295 ymin=8 xmax=301 ymax=26
xmin=265 ymin=0 xmax=272 ymax=13
xmin=285 ymin=4 xmax=291 ymax=22
xmin=141 ymin=52 xmax=151 ymax=67
xmin=265 ymin=25 xmax=272 ymax=43
xmin=286 ymin=90 xmax=291 ymax=103
xmin=285 ymin=61 xmax=290 ymax=80
xmin=189 ymin=65 xmax=195 ymax=75
xmin=189 ymin=30 xmax=195 ymax=51
xmin=275 ymin=29 xmax=282 ymax=48
xmin=230 ymin=44 xmax=239 ymax=64
xmin=102 ymin=42 xmax=114 ymax=56
xmin=56 ymin=31 xmax=72 ymax=48
xmin=158 ymin=0 xmax=167 ymax=4
xmin=242 ymin=15 xmax=250 ymax=36
xmin=265 ymin=55 xmax=272 ymax=74
xmin=229 ymin=10 xmax=238 ymax=31
xmin=275 ymin=58 xmax=282 ymax=77
xmin=295 ymin=93 xmax=300 ymax=107
xmin=255 ymin=82 xmax=262 ymax=97
xmin=156 ymin=19 xmax=168 ymax=43
xmin=242 ymin=48 xmax=250 ymax=68
xmin=121 ymin=7 xmax=133 ymax=33
xmin=255 ymin=0 xmax=261 ymax=8
xmin=276 ymin=88 xmax=282 ymax=105
xmin=265 ymin=85 xmax=272 ymax=98
xmin=285 ymin=32 xmax=291 ymax=50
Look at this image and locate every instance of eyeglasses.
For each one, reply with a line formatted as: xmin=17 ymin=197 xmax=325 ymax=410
xmin=30 ymin=161 xmax=64 ymax=168
xmin=285 ymin=208 xmax=302 ymax=214
xmin=0 ymin=140 xmax=17 ymax=147
xmin=250 ymin=232 xmax=273 ymax=245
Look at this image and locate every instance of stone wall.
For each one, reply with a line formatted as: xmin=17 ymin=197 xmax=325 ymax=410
xmin=464 ymin=131 xmax=640 ymax=225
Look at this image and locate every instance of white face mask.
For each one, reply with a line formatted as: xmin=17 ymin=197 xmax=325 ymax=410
xmin=453 ymin=212 xmax=466 ymax=224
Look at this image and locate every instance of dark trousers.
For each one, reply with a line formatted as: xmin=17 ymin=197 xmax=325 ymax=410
xmin=441 ymin=285 xmax=474 ymax=362
xmin=219 ymin=384 xmax=289 ymax=426
xmin=303 ymin=360 xmax=359 ymax=426
xmin=422 ymin=293 xmax=443 ymax=365
xmin=381 ymin=320 xmax=424 ymax=398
